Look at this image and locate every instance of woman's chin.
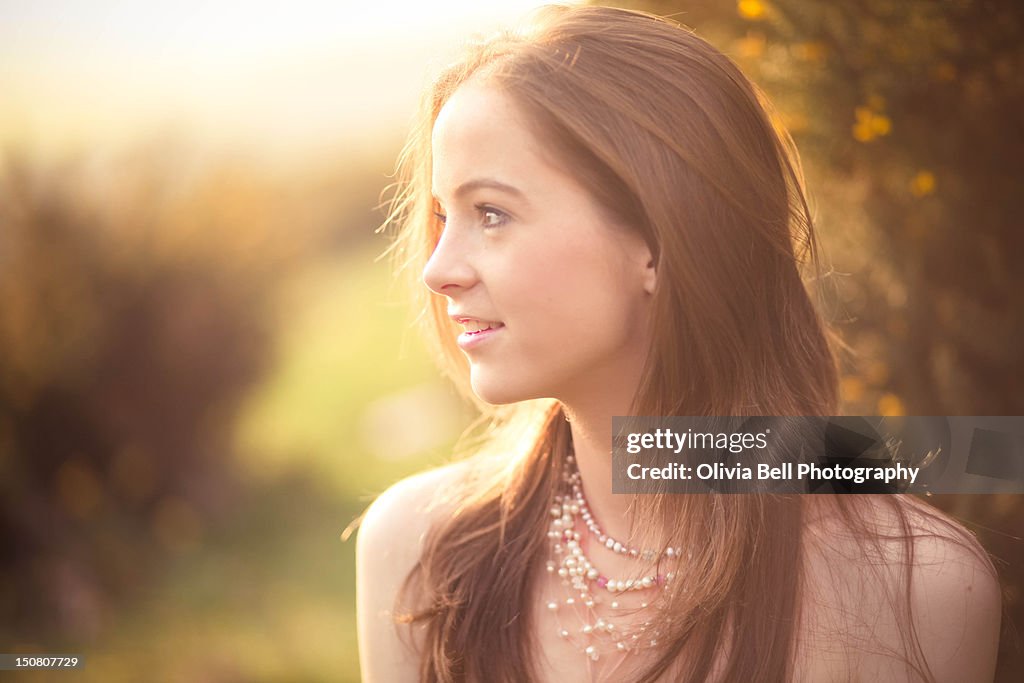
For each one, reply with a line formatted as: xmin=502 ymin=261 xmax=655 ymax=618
xmin=470 ymin=383 xmax=524 ymax=406
xmin=469 ymin=372 xmax=538 ymax=405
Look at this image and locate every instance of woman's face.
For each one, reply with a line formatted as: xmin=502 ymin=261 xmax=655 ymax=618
xmin=425 ymin=80 xmax=656 ymax=407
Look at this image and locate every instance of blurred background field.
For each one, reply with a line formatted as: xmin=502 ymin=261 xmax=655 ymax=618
xmin=1 ymin=1 xmax=1022 ymax=681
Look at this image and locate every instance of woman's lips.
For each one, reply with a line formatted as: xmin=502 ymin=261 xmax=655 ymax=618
xmin=457 ymin=322 xmax=505 ymax=350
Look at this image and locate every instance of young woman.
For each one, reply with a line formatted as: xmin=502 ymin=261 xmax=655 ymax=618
xmin=356 ymin=5 xmax=1001 ymax=681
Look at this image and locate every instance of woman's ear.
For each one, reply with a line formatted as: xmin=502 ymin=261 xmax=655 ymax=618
xmin=624 ymin=233 xmax=656 ymax=295
xmin=642 ymin=254 xmax=657 ymax=295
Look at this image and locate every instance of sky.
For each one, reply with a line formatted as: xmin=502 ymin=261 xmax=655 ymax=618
xmin=0 ymin=0 xmax=581 ymax=164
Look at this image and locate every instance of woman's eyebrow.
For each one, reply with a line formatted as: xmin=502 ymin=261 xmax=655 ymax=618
xmin=432 ymin=178 xmax=528 ymax=204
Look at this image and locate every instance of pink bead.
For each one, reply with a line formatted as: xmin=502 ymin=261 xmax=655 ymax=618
xmin=597 ymin=576 xmax=609 ymax=588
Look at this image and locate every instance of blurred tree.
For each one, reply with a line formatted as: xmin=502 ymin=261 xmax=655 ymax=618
xmin=625 ymin=0 xmax=1024 ymax=415
xmin=0 ymin=153 xmax=276 ymax=640
xmin=0 ymin=123 xmax=398 ymax=677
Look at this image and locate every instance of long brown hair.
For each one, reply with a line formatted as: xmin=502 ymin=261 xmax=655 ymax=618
xmin=378 ymin=5 xmax=987 ymax=681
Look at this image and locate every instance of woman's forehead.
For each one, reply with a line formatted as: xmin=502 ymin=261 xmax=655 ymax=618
xmin=430 ymin=82 xmax=553 ymax=199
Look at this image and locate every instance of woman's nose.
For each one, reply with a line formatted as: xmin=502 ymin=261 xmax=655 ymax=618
xmin=422 ymin=226 xmax=477 ymax=295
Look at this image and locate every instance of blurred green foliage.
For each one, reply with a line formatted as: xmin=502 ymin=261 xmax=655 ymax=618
xmin=0 ymin=145 xmax=460 ymax=681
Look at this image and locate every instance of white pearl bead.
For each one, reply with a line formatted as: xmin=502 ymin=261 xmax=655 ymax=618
xmin=582 ymin=624 xmax=593 ymax=634
xmin=586 ymin=568 xmax=599 ymax=580
xmin=559 ymin=629 xmax=569 ymax=638
xmin=613 ymin=542 xmax=622 ymax=553
xmin=547 ymin=602 xmax=558 ymax=610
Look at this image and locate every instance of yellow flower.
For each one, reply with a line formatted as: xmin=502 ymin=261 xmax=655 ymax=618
xmin=853 ymin=122 xmax=875 ymax=142
xmin=738 ymin=0 xmax=766 ymax=20
xmin=877 ymin=393 xmax=905 ymax=416
xmin=852 ymin=104 xmax=891 ymax=142
xmin=870 ymin=114 xmax=891 ymax=136
xmin=841 ymin=376 xmax=866 ymax=402
xmin=910 ymin=171 xmax=936 ymax=197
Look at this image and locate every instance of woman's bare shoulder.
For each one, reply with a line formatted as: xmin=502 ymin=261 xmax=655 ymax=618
xmin=802 ymin=496 xmax=1001 ymax=682
xmin=887 ymin=497 xmax=1001 ymax=682
xmin=356 ymin=460 xmax=474 ymax=587
xmin=355 ymin=461 xmax=472 ymax=682
xmin=358 ymin=462 xmax=470 ymax=549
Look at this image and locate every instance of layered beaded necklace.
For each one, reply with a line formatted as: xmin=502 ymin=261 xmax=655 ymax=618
xmin=544 ymin=451 xmax=682 ymax=663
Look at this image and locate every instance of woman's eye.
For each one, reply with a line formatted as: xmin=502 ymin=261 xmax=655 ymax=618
xmin=477 ymin=204 xmax=509 ymax=228
xmin=433 ymin=205 xmax=508 ymax=229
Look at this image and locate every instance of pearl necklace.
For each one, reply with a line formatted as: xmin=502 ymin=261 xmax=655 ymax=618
xmin=570 ymin=474 xmax=684 ymax=561
xmin=545 ymin=453 xmax=679 ymax=662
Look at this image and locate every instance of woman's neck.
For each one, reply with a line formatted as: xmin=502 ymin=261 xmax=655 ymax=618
xmin=562 ymin=400 xmax=639 ymax=546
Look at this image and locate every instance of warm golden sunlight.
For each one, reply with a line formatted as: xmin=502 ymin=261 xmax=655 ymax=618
xmin=2 ymin=2 xmax=1020 ymax=681
xmin=0 ymin=0 xmax=581 ymax=163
